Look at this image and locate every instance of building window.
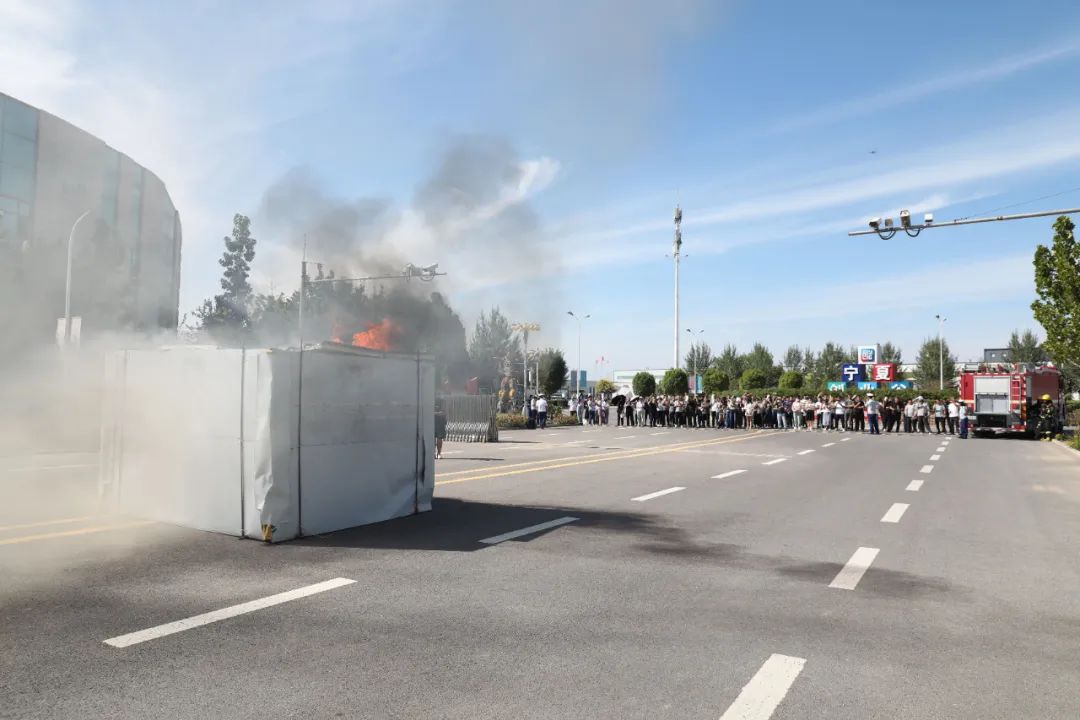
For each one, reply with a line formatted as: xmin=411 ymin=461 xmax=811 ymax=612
xmin=1 ymin=97 xmax=38 ymax=141
xmin=0 ymin=163 xmax=35 ymax=202
xmin=1 ymin=132 xmax=35 ymax=168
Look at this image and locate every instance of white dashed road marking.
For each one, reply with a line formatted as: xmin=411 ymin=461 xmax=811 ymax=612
xmin=881 ymin=503 xmax=910 ymax=523
xmin=920 ymin=465 xmax=934 ymax=474
xmin=650 ymin=432 xmax=670 ymax=436
xmin=712 ymin=469 xmax=747 ymax=479
xmin=841 ymin=437 xmax=851 ymax=442
xmin=480 ymin=517 xmax=579 ymax=545
xmin=615 ymin=435 xmax=635 ymax=440
xmin=821 ymin=442 xmax=836 ymax=447
xmin=936 ymin=446 xmax=946 ymax=452
xmin=929 ymin=454 xmax=941 ymax=461
xmin=631 ymin=487 xmax=686 ymax=502
xmin=829 ymin=547 xmax=880 ymax=590
xmin=103 ymin=578 xmax=356 ymax=648
xmin=906 ymin=480 xmax=924 ymax=491
xmin=797 ymin=449 xmax=815 ymax=455
xmin=718 ymin=654 xmax=806 ymax=720
xmin=762 ymin=458 xmax=787 ymax=466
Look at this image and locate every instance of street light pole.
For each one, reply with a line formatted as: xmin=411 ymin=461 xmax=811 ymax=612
xmin=511 ymin=322 xmax=541 ymax=403
xmin=64 ymin=209 xmax=93 ymax=344
xmin=936 ymin=314 xmax=947 ymax=390
xmin=567 ymin=311 xmax=589 ymax=395
xmin=673 ymin=206 xmax=682 ymax=368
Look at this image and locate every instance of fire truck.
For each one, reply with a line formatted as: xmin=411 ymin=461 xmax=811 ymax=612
xmin=958 ymin=363 xmax=1065 ymax=438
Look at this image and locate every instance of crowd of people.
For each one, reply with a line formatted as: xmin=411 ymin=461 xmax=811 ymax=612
xmin=563 ymin=392 xmax=973 ymax=437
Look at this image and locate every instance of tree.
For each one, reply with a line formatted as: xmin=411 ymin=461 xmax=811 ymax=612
xmin=467 ymin=307 xmax=522 ymax=392
xmin=801 ymin=348 xmax=816 ymax=379
xmin=914 ymin=336 xmax=958 ymax=390
xmin=702 ymin=366 xmax=730 ymax=394
xmin=684 ymin=342 xmax=713 ymax=376
xmin=660 ymin=368 xmax=689 ymax=395
xmin=594 ymin=378 xmax=616 ymax=395
xmin=192 ymin=214 xmax=258 ymax=342
xmin=740 ymin=368 xmax=768 ymax=390
xmin=813 ymin=342 xmax=847 ymax=385
xmin=1006 ymin=329 xmax=1048 ymax=363
xmin=1033 ymin=216 xmax=1080 ymax=371
xmin=880 ymin=342 xmax=902 ymax=364
xmin=632 ymin=371 xmax=657 ymax=397
xmin=782 ymin=345 xmax=804 ymax=372
xmin=536 ymin=348 xmax=568 ymax=396
xmin=712 ymin=344 xmax=745 ymax=382
xmin=778 ymin=370 xmax=803 ymax=389
xmin=744 ymin=342 xmax=781 ymax=386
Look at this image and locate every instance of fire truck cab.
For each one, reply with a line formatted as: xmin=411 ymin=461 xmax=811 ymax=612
xmin=959 ymin=363 xmax=1065 ymax=438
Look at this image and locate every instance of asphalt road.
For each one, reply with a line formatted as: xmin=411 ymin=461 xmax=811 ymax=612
xmin=3 ymin=424 xmax=1080 ymax=719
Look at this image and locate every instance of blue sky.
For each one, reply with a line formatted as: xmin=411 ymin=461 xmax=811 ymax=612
xmin=5 ymin=0 xmax=1080 ymax=373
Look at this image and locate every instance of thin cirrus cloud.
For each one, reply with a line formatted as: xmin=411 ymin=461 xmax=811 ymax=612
xmin=771 ymin=38 xmax=1080 ymax=133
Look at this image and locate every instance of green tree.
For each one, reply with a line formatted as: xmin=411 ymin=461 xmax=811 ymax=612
xmin=712 ymin=344 xmax=745 ymax=381
xmin=880 ymin=342 xmax=902 ymax=364
xmin=632 ymin=371 xmax=657 ymax=397
xmin=814 ymin=342 xmax=847 ymax=384
xmin=1033 ymin=216 xmax=1080 ymax=370
xmin=801 ymin=348 xmax=816 ymax=383
xmin=740 ymin=368 xmax=768 ymax=390
xmin=467 ymin=308 xmax=522 ymax=392
xmin=193 ymin=214 xmax=258 ymax=342
xmin=1006 ymin=329 xmax=1048 ymax=363
xmin=744 ymin=342 xmax=781 ymax=386
xmin=536 ymin=348 xmax=569 ymax=396
xmin=684 ymin=342 xmax=713 ymax=376
xmin=660 ymin=368 xmax=689 ymax=395
xmin=702 ymin=366 xmax=730 ymax=394
xmin=778 ymin=370 xmax=804 ymax=389
xmin=914 ymin=336 xmax=958 ymax=390
xmin=782 ymin=345 xmax=804 ymax=372
xmin=594 ymin=378 xmax=617 ymax=395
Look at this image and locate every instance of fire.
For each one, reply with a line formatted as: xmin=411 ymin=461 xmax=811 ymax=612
xmin=350 ymin=319 xmax=400 ymax=351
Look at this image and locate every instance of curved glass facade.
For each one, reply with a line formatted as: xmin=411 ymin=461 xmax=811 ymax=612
xmin=0 ymin=92 xmax=181 ymax=355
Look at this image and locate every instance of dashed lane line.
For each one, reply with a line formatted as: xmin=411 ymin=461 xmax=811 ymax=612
xmin=103 ymin=578 xmax=356 ymax=648
xmin=797 ymin=449 xmax=815 ymax=456
xmin=762 ymin=458 xmax=787 ymax=466
xmin=821 ymin=442 xmax=836 ymax=447
xmin=906 ymin=480 xmax=924 ymax=492
xmin=829 ymin=547 xmax=880 ymax=590
xmin=631 ymin=487 xmax=686 ymax=502
xmin=479 ymin=516 xmax=578 ymax=545
xmin=920 ymin=465 xmax=934 ymax=474
xmin=718 ymin=654 xmax=806 ymax=720
xmin=936 ymin=446 xmax=946 ymax=452
xmin=712 ymin=469 xmax=747 ymax=479
xmin=841 ymin=437 xmax=851 ymax=442
xmin=881 ymin=503 xmax=910 ymax=523
xmin=929 ymin=454 xmax=941 ymax=461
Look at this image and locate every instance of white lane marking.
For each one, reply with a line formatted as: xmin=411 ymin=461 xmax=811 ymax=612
xmin=829 ymin=547 xmax=880 ymax=590
xmin=631 ymin=486 xmax=686 ymax=502
xmin=480 ymin=516 xmax=579 ymax=545
xmin=796 ymin=449 xmax=815 ymax=456
xmin=442 ymin=450 xmax=463 ymax=455
xmin=104 ymin=578 xmax=356 ymax=648
xmin=881 ymin=503 xmax=909 ymax=523
xmin=936 ymin=447 xmax=946 ymax=452
xmin=840 ymin=437 xmax=851 ymax=442
xmin=821 ymin=442 xmax=836 ymax=447
xmin=615 ymin=435 xmax=635 ymax=440
xmin=929 ymin=454 xmax=941 ymax=461
xmin=712 ymin=469 xmax=747 ymax=479
xmin=565 ymin=440 xmax=588 ymax=445
xmin=762 ymin=458 xmax=787 ymax=466
xmin=942 ymin=440 xmax=950 ymax=445
xmin=920 ymin=465 xmax=934 ymax=474
xmin=650 ymin=431 xmax=670 ymax=436
xmin=718 ymin=653 xmax=806 ymax=720
xmin=906 ymin=480 xmax=924 ymax=492
xmin=545 ymin=432 xmax=559 ymax=436
xmin=3 ymin=463 xmax=98 ymax=473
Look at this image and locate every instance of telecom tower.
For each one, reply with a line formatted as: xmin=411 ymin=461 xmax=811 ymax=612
xmin=672 ymin=205 xmax=682 ymax=369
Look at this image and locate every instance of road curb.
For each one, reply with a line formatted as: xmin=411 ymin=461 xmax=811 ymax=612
xmin=1051 ymin=439 xmax=1080 ymax=459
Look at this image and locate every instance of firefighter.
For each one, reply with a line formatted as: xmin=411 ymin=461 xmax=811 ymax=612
xmin=1036 ymin=394 xmax=1057 ymax=439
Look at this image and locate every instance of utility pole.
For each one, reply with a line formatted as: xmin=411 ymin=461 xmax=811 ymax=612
xmin=511 ymin=322 xmax=541 ymax=402
xmin=673 ymin=205 xmax=682 ymax=369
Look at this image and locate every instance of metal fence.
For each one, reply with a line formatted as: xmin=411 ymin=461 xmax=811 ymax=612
xmin=442 ymin=393 xmax=499 ymax=442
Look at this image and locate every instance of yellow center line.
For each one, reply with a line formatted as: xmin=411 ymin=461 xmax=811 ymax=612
xmin=0 ymin=520 xmax=156 ymax=547
xmin=436 ymin=431 xmax=775 ymax=479
xmin=0 ymin=515 xmax=99 ymax=533
xmin=436 ymin=431 xmax=780 ymax=486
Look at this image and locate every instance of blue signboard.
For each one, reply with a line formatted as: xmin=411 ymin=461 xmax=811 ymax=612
xmin=889 ymin=380 xmax=913 ymax=390
xmin=841 ymin=363 xmax=865 ymax=383
xmin=826 ymin=381 xmax=847 ymax=392
xmin=857 ymin=381 xmax=879 ymax=391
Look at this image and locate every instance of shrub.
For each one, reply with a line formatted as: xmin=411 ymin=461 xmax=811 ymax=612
xmin=778 ymin=370 xmax=804 ymax=389
xmin=740 ymin=368 xmax=768 ymax=390
xmin=702 ymin=366 xmax=730 ymax=393
xmin=632 ymin=371 xmax=657 ymax=397
xmin=496 ymin=413 xmax=528 ymax=429
xmin=594 ymin=378 xmax=617 ymax=395
xmin=549 ymin=412 xmax=581 ymax=427
xmin=660 ymin=368 xmax=689 ymax=395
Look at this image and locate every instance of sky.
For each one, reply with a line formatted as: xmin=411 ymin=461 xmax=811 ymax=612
xmin=4 ymin=0 xmax=1080 ymax=376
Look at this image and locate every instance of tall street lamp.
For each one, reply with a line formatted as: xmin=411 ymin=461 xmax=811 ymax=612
xmin=63 ymin=209 xmax=93 ymax=345
xmin=567 ymin=311 xmax=589 ymax=395
xmin=511 ymin=322 xmax=541 ymax=401
xmin=935 ymin=314 xmax=947 ymax=390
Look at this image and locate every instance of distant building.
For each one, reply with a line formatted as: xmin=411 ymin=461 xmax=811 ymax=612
xmin=0 ymin=92 xmax=181 ymax=355
xmin=984 ymin=348 xmax=1010 ymax=364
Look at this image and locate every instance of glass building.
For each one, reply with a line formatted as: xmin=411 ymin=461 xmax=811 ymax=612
xmin=0 ymin=92 xmax=182 ymax=356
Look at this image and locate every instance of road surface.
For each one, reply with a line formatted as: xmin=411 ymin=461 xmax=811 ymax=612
xmin=3 ymin=425 xmax=1079 ymax=719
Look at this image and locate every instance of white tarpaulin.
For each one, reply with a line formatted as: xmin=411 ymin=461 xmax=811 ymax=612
xmin=100 ymin=345 xmax=435 ymax=542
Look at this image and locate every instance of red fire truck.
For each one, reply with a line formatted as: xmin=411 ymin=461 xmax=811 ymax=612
xmin=958 ymin=363 xmax=1065 ymax=438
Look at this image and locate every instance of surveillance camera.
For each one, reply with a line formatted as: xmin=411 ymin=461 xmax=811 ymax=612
xmin=869 ymin=217 xmax=881 ymax=229
xmin=924 ymin=213 xmax=934 ymax=224
xmin=899 ymin=209 xmax=911 ymax=228
xmin=883 ymin=217 xmax=894 ymax=228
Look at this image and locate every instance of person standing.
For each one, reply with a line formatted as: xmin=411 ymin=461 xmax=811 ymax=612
xmin=536 ymin=394 xmax=548 ymax=429
xmin=933 ymin=399 xmax=946 ymax=434
xmin=866 ymin=393 xmax=882 ymax=435
xmin=915 ymin=397 xmax=929 ymax=434
xmin=903 ymin=400 xmax=914 ymax=433
xmin=947 ymin=399 xmax=959 ymax=436
xmin=958 ymin=400 xmax=970 ymax=439
xmin=434 ymin=398 xmax=447 ymax=459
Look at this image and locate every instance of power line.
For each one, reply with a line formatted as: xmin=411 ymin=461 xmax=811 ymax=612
xmin=954 ymin=185 xmax=1080 ymax=222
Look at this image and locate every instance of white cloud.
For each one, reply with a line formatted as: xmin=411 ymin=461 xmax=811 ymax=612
xmin=772 ymin=38 xmax=1080 ymax=133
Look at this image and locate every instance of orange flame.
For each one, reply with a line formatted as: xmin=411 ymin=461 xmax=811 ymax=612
xmin=351 ymin=319 xmax=399 ymax=351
